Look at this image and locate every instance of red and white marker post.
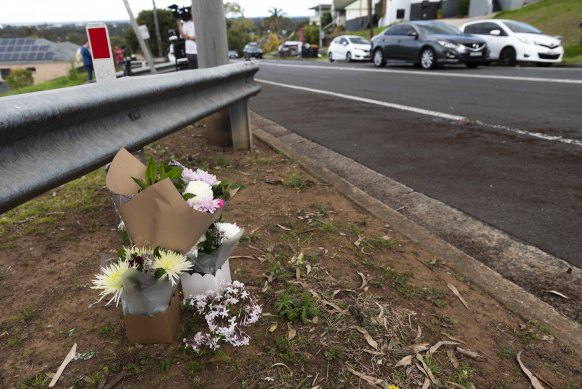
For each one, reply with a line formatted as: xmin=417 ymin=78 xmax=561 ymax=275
xmin=86 ymin=23 xmax=116 ymax=82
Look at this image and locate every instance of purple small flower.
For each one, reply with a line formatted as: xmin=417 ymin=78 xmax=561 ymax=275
xmin=182 ymin=168 xmax=220 ymax=186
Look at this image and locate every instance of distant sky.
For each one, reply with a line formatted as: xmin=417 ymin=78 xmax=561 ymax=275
xmin=0 ymin=1 xmax=329 ymax=25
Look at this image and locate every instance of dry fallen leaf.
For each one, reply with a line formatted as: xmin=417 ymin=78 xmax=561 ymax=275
xmin=517 ymin=351 xmax=545 ymax=389
xmin=417 ymin=353 xmax=439 ymax=386
xmin=357 ymin=271 xmax=367 ymax=289
xmin=268 ymin=322 xmax=278 ymax=333
xmin=287 ymin=323 xmax=297 ymax=340
xmin=447 ymin=283 xmax=469 ymax=310
xmin=346 ymin=366 xmax=385 ymax=386
xmin=332 ymin=289 xmax=357 ymax=298
xmin=447 ymin=349 xmax=459 ymax=368
xmin=456 ymin=347 xmax=486 ymax=361
xmin=305 ymin=263 xmax=312 ymax=275
xmin=311 ymin=316 xmax=319 ymax=324
xmin=277 ymin=224 xmax=291 ymax=231
xmin=353 ymin=235 xmax=364 ymax=247
xmin=428 ymin=340 xmax=461 ymax=356
xmin=546 ymin=290 xmax=569 ymax=299
xmin=421 ymin=378 xmax=431 ymax=389
xmin=395 ymin=354 xmax=414 ymax=367
xmin=353 ymin=326 xmax=379 ymax=350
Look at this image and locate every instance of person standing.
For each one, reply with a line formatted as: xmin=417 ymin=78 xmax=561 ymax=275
xmin=176 ymin=8 xmax=197 ymax=69
xmin=80 ymin=41 xmax=94 ymax=81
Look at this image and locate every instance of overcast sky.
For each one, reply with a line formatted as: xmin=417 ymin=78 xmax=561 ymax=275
xmin=0 ymin=1 xmax=329 ymax=24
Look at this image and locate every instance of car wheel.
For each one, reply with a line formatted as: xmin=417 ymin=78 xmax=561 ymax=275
xmin=373 ymin=49 xmax=385 ymax=67
xmin=465 ymin=63 xmax=479 ymax=68
xmin=346 ymin=52 xmax=352 ymax=62
xmin=499 ymin=47 xmax=517 ymax=66
xmin=420 ymin=47 xmax=436 ymax=69
xmin=328 ymin=52 xmax=334 ymax=62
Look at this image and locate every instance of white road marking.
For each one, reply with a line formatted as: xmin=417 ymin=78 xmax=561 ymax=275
xmin=256 ymin=78 xmax=466 ymax=121
xmin=256 ymin=78 xmax=582 ymax=148
xmin=259 ymin=62 xmax=582 ymax=84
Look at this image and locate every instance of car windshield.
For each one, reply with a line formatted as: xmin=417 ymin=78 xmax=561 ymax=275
xmin=415 ymin=22 xmax=461 ymax=36
xmin=503 ymin=21 xmax=542 ymax=34
xmin=348 ymin=37 xmax=370 ymax=45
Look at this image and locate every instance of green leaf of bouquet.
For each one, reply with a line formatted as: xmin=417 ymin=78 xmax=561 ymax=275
xmin=183 ymin=193 xmax=195 ymax=200
xmin=154 ymin=268 xmax=165 ymax=280
xmin=131 ymin=177 xmax=147 ymax=190
xmin=145 ymin=158 xmax=156 ymax=185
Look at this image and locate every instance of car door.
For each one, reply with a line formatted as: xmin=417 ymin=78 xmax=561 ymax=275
xmin=379 ymin=25 xmax=404 ymax=60
xmin=338 ymin=37 xmax=350 ymax=59
xmin=480 ymin=22 xmax=508 ymax=60
xmin=397 ymin=25 xmax=422 ymax=61
xmin=329 ymin=37 xmax=340 ymax=58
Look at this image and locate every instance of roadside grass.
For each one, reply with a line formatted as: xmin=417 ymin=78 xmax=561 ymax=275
xmin=0 ymin=169 xmax=106 ymax=236
xmin=1 ymin=66 xmax=87 ymax=96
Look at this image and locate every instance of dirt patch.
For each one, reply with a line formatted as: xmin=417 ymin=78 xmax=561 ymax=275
xmin=0 ymin=124 xmax=580 ymax=388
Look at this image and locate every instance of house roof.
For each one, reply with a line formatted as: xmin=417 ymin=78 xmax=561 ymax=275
xmin=0 ymin=38 xmax=78 ymax=63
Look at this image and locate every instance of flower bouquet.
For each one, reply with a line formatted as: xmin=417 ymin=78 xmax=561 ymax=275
xmin=92 ymin=246 xmax=193 ymax=344
xmin=183 ymin=281 xmax=262 ymax=352
xmin=105 ymin=148 xmax=238 ymax=253
xmin=181 ymin=222 xmax=244 ymax=297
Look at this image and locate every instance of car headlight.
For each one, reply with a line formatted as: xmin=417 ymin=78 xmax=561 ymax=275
xmin=438 ymin=40 xmax=458 ymax=49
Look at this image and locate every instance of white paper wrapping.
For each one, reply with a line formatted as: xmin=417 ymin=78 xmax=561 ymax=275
xmin=186 ymin=228 xmax=244 ymax=274
xmin=180 ymin=259 xmax=232 ymax=298
xmin=120 ymin=268 xmax=176 ymax=316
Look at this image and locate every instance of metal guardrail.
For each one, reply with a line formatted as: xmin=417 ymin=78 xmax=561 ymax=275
xmin=0 ymin=61 xmax=260 ymax=214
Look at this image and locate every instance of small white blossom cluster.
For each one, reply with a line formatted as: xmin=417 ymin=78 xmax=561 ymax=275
xmin=183 ymin=281 xmax=262 ymax=352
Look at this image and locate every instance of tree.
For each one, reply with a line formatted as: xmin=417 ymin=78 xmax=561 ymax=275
xmin=224 ymin=2 xmax=243 ymax=18
xmin=303 ymin=24 xmax=319 ymax=45
xmin=262 ymin=32 xmax=281 ymax=54
xmin=227 ymin=18 xmax=257 ymax=55
xmin=6 ymin=68 xmax=33 ymax=89
xmin=262 ymin=7 xmax=291 ymax=35
xmin=124 ymin=9 xmax=175 ymax=56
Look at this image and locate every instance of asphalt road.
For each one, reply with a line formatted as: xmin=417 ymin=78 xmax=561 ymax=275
xmin=248 ymin=59 xmax=582 ymax=267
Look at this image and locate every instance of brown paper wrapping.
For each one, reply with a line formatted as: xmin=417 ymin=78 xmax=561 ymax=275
xmin=106 ymin=148 xmax=229 ymax=253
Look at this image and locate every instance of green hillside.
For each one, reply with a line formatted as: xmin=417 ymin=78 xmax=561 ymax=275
xmin=495 ymin=0 xmax=581 ymax=47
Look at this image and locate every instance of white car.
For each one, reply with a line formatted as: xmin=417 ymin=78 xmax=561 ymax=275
xmin=460 ymin=19 xmax=563 ymax=67
xmin=328 ymin=35 xmax=371 ymax=62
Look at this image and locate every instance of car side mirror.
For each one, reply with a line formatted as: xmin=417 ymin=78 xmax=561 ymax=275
xmin=490 ymin=29 xmax=501 ymax=36
xmin=408 ymin=31 xmax=418 ymax=39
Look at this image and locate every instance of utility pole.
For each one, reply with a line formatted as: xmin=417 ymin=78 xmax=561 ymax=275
xmin=318 ymin=1 xmax=323 ymax=48
xmin=190 ymin=0 xmax=251 ymax=150
xmin=152 ymin=0 xmax=164 ymax=58
xmin=122 ymin=0 xmax=156 ymax=73
xmin=367 ymin=0 xmax=373 ymax=39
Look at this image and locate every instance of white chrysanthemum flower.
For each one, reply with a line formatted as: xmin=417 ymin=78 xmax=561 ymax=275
xmin=215 ymin=222 xmax=241 ymax=241
xmin=123 ymin=246 xmax=153 ymax=258
xmin=153 ymin=249 xmax=193 ymax=286
xmin=184 ymin=180 xmax=213 ymax=203
xmin=91 ymin=260 xmax=131 ymax=306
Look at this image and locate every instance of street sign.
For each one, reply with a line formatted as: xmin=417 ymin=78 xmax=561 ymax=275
xmin=86 ymin=23 xmax=116 ymax=83
xmin=138 ymin=25 xmax=150 ymax=40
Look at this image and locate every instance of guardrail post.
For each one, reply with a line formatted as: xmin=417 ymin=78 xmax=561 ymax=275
xmin=229 ymin=98 xmax=253 ymax=150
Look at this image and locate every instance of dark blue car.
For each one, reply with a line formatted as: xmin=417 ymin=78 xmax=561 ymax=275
xmin=371 ymin=21 xmax=489 ymax=69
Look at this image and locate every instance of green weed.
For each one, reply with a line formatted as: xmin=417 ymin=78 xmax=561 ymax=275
xmin=274 ymin=287 xmax=319 ymax=324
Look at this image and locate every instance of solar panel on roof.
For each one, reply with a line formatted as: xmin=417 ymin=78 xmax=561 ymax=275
xmin=5 ymin=46 xmax=14 ymax=52
xmin=31 ymin=45 xmax=39 ymax=51
xmin=8 ymin=53 xmax=17 ymax=61
xmin=0 ymin=54 xmax=5 ymax=61
xmin=39 ymin=45 xmax=49 ymax=51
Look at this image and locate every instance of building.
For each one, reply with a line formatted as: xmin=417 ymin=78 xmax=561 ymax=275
xmin=331 ymin=0 xmax=543 ymax=31
xmin=0 ymin=38 xmax=78 ymax=83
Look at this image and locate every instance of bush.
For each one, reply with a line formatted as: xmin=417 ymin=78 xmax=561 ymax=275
xmin=262 ymin=32 xmax=281 ymax=53
xmin=6 ymin=68 xmax=34 ymax=89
